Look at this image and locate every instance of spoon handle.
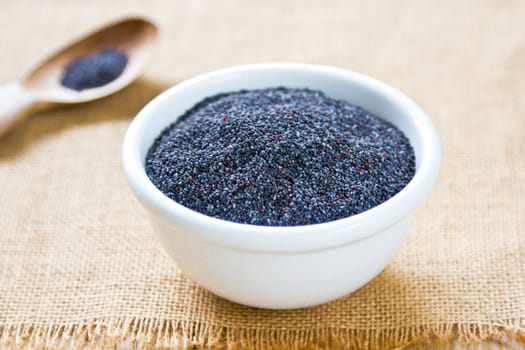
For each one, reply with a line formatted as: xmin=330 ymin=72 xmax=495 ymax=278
xmin=0 ymin=82 xmax=36 ymax=137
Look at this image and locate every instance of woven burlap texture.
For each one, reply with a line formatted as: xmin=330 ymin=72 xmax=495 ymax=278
xmin=0 ymin=1 xmax=524 ymax=349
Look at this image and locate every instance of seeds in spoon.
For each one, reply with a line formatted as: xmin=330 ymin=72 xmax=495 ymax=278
xmin=61 ymin=48 xmax=128 ymax=91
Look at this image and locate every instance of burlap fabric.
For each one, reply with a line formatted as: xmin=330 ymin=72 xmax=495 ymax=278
xmin=0 ymin=1 xmax=524 ymax=349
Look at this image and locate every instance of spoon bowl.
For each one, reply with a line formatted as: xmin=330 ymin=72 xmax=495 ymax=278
xmin=0 ymin=17 xmax=158 ymax=135
xmin=25 ymin=18 xmax=157 ymax=103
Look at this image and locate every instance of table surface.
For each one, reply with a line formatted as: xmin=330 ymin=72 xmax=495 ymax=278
xmin=0 ymin=0 xmax=525 ymax=349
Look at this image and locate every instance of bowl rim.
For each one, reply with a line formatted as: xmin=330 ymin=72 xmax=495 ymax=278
xmin=122 ymin=63 xmax=441 ymax=252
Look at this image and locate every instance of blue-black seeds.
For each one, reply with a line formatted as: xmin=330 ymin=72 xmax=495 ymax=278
xmin=61 ymin=48 xmax=128 ymax=91
xmin=145 ymin=87 xmax=415 ymax=226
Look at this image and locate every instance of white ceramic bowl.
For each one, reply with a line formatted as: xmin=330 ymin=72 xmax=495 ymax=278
xmin=122 ymin=63 xmax=440 ymax=309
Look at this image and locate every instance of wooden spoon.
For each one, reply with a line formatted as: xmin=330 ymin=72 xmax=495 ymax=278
xmin=0 ymin=17 xmax=158 ymax=136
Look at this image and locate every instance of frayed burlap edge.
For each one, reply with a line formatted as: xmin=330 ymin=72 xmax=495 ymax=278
xmin=0 ymin=319 xmax=523 ymax=350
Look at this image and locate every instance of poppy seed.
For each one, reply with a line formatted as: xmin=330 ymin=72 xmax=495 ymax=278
xmin=145 ymin=87 xmax=415 ymax=226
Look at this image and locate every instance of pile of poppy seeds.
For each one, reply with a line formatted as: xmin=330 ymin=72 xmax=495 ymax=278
xmin=146 ymin=87 xmax=415 ymax=226
xmin=61 ymin=48 xmax=128 ymax=91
